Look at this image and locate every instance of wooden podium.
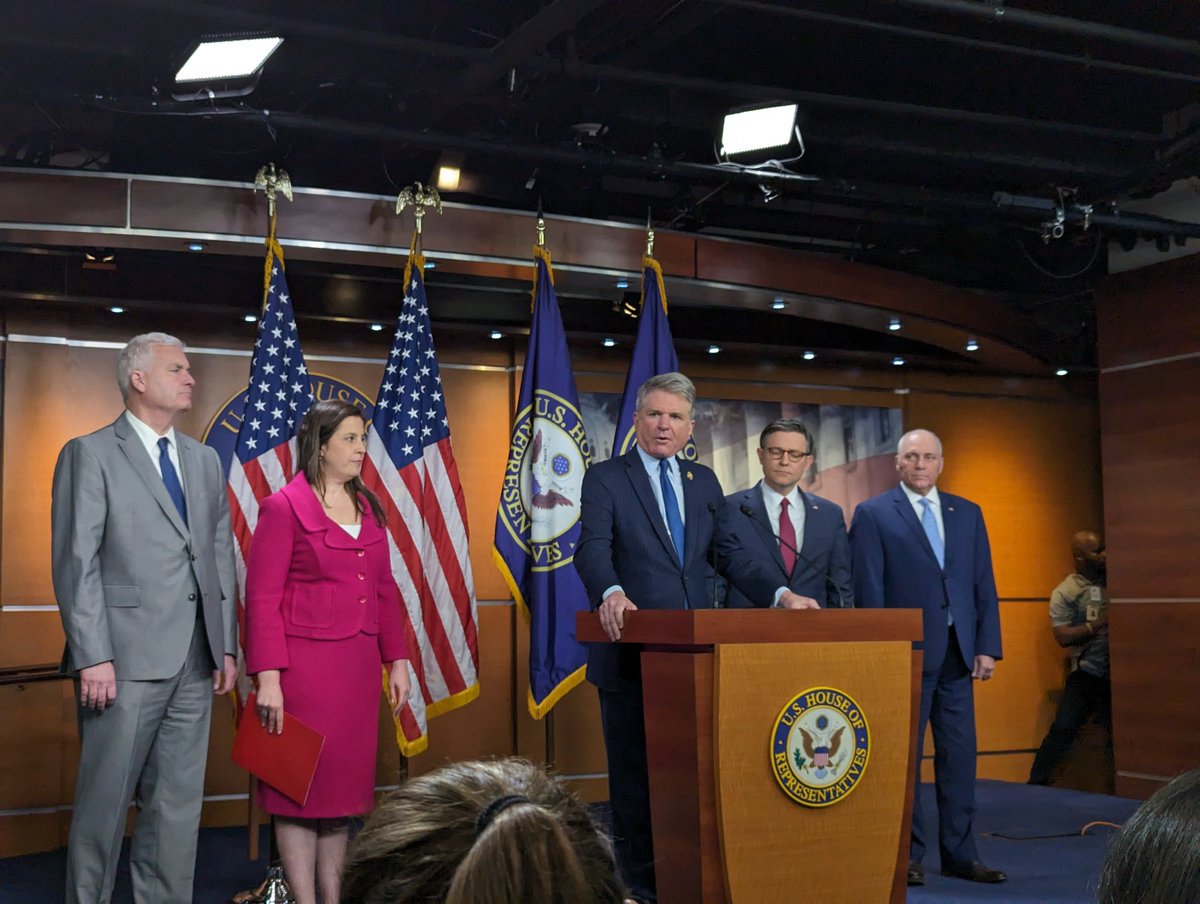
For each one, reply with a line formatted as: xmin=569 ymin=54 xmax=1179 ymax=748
xmin=578 ymin=609 xmax=923 ymax=904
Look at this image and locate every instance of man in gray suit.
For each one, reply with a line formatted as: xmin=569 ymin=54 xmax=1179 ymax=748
xmin=51 ymin=332 xmax=238 ymax=904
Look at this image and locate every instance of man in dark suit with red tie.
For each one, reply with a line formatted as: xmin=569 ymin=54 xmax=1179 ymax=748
xmin=849 ymin=428 xmax=1005 ymax=886
xmin=719 ymin=418 xmax=853 ymax=609
xmin=575 ymin=373 xmax=814 ymax=903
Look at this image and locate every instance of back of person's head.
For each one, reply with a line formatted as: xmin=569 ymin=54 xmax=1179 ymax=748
xmin=1097 ymin=769 xmax=1200 ymax=904
xmin=340 ymin=757 xmax=626 ymax=904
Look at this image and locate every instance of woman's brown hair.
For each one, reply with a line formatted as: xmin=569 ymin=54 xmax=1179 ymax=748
xmin=296 ymin=399 xmax=386 ymax=527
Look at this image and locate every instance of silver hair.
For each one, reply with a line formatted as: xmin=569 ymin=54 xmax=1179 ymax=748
xmin=635 ymin=371 xmax=696 ymax=418
xmin=897 ymin=428 xmax=943 ymax=456
xmin=117 ymin=332 xmax=185 ymax=401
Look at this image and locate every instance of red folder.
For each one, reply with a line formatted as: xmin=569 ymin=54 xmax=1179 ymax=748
xmin=232 ymin=692 xmax=326 ymax=806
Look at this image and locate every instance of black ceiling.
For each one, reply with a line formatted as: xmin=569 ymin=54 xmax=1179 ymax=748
xmin=3 ymin=0 xmax=1200 ymax=367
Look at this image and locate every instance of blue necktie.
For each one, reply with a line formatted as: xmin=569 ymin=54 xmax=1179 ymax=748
xmin=158 ymin=437 xmax=188 ymax=526
xmin=659 ymin=458 xmax=685 ymax=565
xmin=919 ymin=497 xmax=943 ymax=569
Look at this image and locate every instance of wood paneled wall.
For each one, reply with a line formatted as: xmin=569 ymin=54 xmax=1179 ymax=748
xmin=1096 ymin=254 xmax=1200 ymax=800
xmin=0 ymin=308 xmax=1103 ymax=857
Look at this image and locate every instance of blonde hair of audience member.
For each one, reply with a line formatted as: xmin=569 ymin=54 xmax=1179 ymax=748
xmin=1097 ymin=768 xmax=1200 ymax=904
xmin=340 ymin=758 xmax=630 ymax=904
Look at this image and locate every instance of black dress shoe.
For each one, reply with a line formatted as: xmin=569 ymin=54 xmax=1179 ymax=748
xmin=907 ymin=863 xmax=925 ymax=886
xmin=941 ymin=861 xmax=1007 ymax=883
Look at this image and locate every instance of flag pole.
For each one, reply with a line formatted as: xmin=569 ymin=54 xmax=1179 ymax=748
xmin=534 ymin=210 xmax=557 ymax=771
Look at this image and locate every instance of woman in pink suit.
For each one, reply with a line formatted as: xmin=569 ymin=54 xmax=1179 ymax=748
xmin=245 ymin=399 xmax=410 ymax=904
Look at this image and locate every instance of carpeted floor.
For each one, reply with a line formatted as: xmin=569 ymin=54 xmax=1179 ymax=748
xmin=0 ymin=780 xmax=1139 ymax=903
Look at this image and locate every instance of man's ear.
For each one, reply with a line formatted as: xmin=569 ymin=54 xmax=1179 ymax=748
xmin=128 ymin=370 xmax=146 ymax=394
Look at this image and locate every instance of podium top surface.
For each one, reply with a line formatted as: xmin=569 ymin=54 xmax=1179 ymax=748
xmin=575 ymin=608 xmax=922 ymax=646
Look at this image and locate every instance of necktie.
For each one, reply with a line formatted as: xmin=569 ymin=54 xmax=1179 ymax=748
xmin=659 ymin=458 xmax=685 ymax=565
xmin=158 ymin=437 xmax=188 ymax=525
xmin=919 ymin=497 xmax=943 ymax=569
xmin=778 ymin=498 xmax=797 ymax=575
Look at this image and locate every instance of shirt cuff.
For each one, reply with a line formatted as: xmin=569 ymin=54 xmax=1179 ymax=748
xmin=602 ymin=585 xmax=624 ymax=604
xmin=771 ymin=586 xmax=788 ymax=607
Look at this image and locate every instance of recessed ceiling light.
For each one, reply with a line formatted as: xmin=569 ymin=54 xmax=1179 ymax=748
xmin=616 ymin=278 xmax=630 ymax=290
xmin=888 ymin=317 xmax=902 ymax=331
xmin=243 ymin=314 xmax=257 ymax=323
xmin=187 ymin=242 xmax=205 ymax=253
xmin=370 ymin=323 xmax=384 ymax=332
xmin=436 ymin=165 xmax=460 ymax=192
xmin=424 ymin=260 xmax=436 ymax=270
xmin=603 ymin=337 xmax=616 ymax=348
xmin=803 ymin=350 xmax=816 ymax=360
xmin=965 ymin=337 xmax=979 ymax=352
xmin=175 ymin=36 xmax=283 ymax=83
xmin=708 ymin=344 xmax=721 ymax=354
xmin=109 ymin=306 xmax=125 ymax=314
xmin=772 ymin=297 xmax=786 ymax=311
xmin=892 ymin=356 xmax=905 ymax=366
xmin=490 ymin=330 xmax=503 ymax=340
xmin=1056 ymin=367 xmax=1069 ymax=376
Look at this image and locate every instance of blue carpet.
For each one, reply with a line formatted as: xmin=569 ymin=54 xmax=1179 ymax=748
xmin=0 ymin=782 xmax=1140 ymax=903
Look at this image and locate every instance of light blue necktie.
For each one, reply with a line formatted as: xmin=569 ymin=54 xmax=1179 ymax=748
xmin=659 ymin=458 xmax=685 ymax=565
xmin=158 ymin=437 xmax=188 ymax=526
xmin=919 ymin=497 xmax=943 ymax=569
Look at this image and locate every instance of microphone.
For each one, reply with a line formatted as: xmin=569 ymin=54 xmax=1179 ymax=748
xmin=707 ymin=502 xmax=722 ymax=609
xmin=738 ymin=503 xmax=849 ymax=609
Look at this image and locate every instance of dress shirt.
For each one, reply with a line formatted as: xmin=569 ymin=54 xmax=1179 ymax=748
xmin=760 ymin=482 xmax=806 ymax=552
xmin=900 ymin=482 xmax=943 ymax=543
xmin=124 ymin=410 xmax=183 ymax=483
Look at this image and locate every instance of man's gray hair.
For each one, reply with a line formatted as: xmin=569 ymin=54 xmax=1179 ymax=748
xmin=635 ymin=372 xmax=696 ymax=418
xmin=117 ymin=332 xmax=185 ymax=401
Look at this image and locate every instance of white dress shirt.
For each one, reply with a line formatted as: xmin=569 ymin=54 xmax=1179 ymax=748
xmin=124 ymin=410 xmax=184 ymax=483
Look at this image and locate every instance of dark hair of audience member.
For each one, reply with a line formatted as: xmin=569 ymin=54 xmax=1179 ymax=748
xmin=1097 ymin=768 xmax=1200 ymax=904
xmin=339 ymin=758 xmax=627 ymax=904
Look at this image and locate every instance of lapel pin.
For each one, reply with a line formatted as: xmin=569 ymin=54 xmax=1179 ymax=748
xmin=947 ymin=506 xmax=955 ymax=512
xmin=685 ymin=471 xmax=693 ymax=480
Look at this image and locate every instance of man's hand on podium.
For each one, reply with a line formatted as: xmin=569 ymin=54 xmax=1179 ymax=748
xmin=599 ymin=591 xmax=638 ymax=641
xmin=777 ymin=590 xmax=821 ymax=610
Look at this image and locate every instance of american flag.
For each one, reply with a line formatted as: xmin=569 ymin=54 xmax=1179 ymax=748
xmin=227 ymin=239 xmax=314 ymax=601
xmin=362 ymin=254 xmax=479 ymax=756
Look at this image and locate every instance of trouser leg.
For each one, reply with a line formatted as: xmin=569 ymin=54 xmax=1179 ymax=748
xmin=930 ymin=642 xmax=979 ymax=868
xmin=599 ymin=688 xmax=656 ymax=900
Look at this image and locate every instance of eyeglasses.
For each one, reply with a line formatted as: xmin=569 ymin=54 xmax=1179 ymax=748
xmin=763 ymin=447 xmax=812 ymax=462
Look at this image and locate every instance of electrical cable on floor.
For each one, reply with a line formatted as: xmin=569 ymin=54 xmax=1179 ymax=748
xmin=983 ymin=819 xmax=1122 ymax=841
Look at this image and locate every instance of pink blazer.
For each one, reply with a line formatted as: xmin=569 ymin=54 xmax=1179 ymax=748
xmin=244 ymin=473 xmax=408 ymax=674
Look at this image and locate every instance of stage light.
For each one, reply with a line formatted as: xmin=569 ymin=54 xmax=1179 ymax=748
xmin=436 ymin=166 xmax=460 ymax=192
xmin=892 ymin=356 xmax=905 ymax=366
xmin=803 ymin=350 xmax=816 ymax=361
xmin=965 ymin=338 xmax=979 ymax=352
xmin=888 ymin=318 xmax=902 ymax=331
xmin=721 ymin=104 xmax=798 ymax=157
xmin=708 ymin=344 xmax=721 ymax=355
xmin=175 ymin=36 xmax=282 ymax=83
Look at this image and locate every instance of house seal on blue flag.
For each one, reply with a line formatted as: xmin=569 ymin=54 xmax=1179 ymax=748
xmin=770 ymin=686 xmax=871 ymax=808
xmin=498 ymin=387 xmax=591 ymax=571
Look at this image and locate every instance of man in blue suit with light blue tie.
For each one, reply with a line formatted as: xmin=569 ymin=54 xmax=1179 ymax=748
xmin=849 ymin=428 xmax=1005 ymax=887
xmin=720 ymin=418 xmax=853 ymax=609
xmin=576 ymin=373 xmax=816 ymax=903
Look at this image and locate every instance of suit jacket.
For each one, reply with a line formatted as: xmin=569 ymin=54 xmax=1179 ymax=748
xmin=244 ymin=473 xmax=408 ymax=674
xmin=848 ymin=485 xmax=1002 ymax=673
xmin=51 ymin=413 xmax=238 ymax=680
xmin=719 ymin=482 xmax=853 ymax=608
xmin=575 ymin=448 xmax=776 ymax=693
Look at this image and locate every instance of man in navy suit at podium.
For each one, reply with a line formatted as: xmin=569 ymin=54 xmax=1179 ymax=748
xmin=849 ymin=428 xmax=1006 ymax=886
xmin=719 ymin=418 xmax=853 ymax=609
xmin=575 ymin=373 xmax=815 ymax=903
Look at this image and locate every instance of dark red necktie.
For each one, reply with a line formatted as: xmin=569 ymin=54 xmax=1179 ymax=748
xmin=779 ymin=498 xmax=797 ymax=575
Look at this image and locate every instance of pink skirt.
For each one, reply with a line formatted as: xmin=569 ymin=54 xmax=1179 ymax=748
xmin=257 ymin=631 xmax=383 ymax=818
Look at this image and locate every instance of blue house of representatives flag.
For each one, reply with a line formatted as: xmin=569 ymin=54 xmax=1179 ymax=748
xmin=493 ymin=246 xmax=594 ymax=718
xmin=613 ymin=256 xmax=694 ymax=458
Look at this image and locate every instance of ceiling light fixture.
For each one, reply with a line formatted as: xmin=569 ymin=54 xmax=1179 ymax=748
xmin=965 ymin=337 xmax=979 ymax=352
xmin=615 ymin=278 xmax=629 ymax=290
xmin=721 ymin=104 xmax=799 ymax=157
xmin=490 ymin=330 xmax=503 ymax=340
xmin=1056 ymin=367 xmax=1069 ymax=376
xmin=708 ymin=344 xmax=721 ymax=355
xmin=603 ymin=338 xmax=616 ymax=348
xmin=187 ymin=242 xmax=205 ymax=252
xmin=436 ymin=165 xmax=461 ymax=192
xmin=175 ymin=36 xmax=283 ymax=84
xmin=370 ymin=323 xmax=384 ymax=332
xmin=772 ymin=298 xmax=786 ymax=311
xmin=892 ymin=356 xmax=905 ymax=366
xmin=109 ymin=306 xmax=125 ymax=314
xmin=888 ymin=318 xmax=902 ymax=331
xmin=803 ymin=350 xmax=816 ymax=361
xmin=243 ymin=314 xmax=257 ymax=323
